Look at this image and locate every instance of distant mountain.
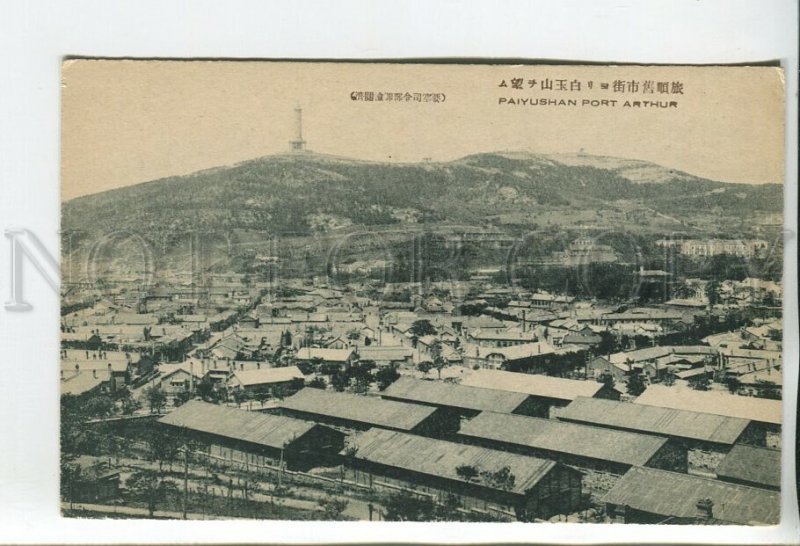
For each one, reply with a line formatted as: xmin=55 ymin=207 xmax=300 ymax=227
xmin=62 ymin=151 xmax=782 ymax=244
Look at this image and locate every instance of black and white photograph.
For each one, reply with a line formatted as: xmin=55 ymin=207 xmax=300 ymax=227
xmin=57 ymin=60 xmax=786 ymax=525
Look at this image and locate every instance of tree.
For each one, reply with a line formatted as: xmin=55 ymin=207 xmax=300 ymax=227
xmin=101 ymin=427 xmax=129 ymax=465
xmin=318 ymin=495 xmax=349 ymax=519
xmin=596 ymin=330 xmax=618 ymax=355
xmin=61 ymin=394 xmax=105 ymax=456
xmin=172 ymin=390 xmax=192 ymax=407
xmin=319 ymin=362 xmax=341 ymax=376
xmin=125 ymin=469 xmax=177 ymax=517
xmin=271 ymin=384 xmax=289 ymax=400
xmin=754 ymin=379 xmax=780 ymax=400
xmin=626 ymin=373 xmax=647 ymax=397
xmin=597 ymin=371 xmax=615 ymax=389
xmin=382 ymin=490 xmax=437 ymax=521
xmin=145 ymin=386 xmax=167 ymax=414
xmin=429 ymin=340 xmax=447 ymax=379
xmin=145 ymin=426 xmax=180 ymax=474
xmin=195 ymin=377 xmax=218 ymax=403
xmin=112 ymin=386 xmax=133 ymax=401
xmin=307 ymin=376 xmax=327 ymax=389
xmin=486 ymin=466 xmax=515 ymax=491
xmin=409 ymin=319 xmax=437 ymax=337
xmin=121 ymin=393 xmax=142 ymax=414
xmin=705 ymin=280 xmax=722 ymax=306
xmin=417 ymin=361 xmax=434 ymax=376
xmin=288 ymin=377 xmax=305 ymax=394
xmin=374 ymin=364 xmax=400 ymax=391
xmin=83 ymin=395 xmax=115 ymax=418
xmin=306 ymin=356 xmax=323 ymax=370
xmin=350 ymin=360 xmax=376 ymax=381
xmin=459 ymin=303 xmax=487 ymax=316
xmin=275 ymin=350 xmax=295 ymax=368
xmin=331 ymin=371 xmax=349 ymax=392
xmin=455 ymin=464 xmax=479 ymax=482
xmin=60 ymin=460 xmax=82 ymax=504
xmin=232 ymin=388 xmax=252 ymax=406
xmin=692 ymin=376 xmax=711 ymax=391
xmin=723 ymin=375 xmax=742 ymax=394
xmin=295 ymin=360 xmax=315 ymax=375
xmin=381 ymin=489 xmax=503 ymax=522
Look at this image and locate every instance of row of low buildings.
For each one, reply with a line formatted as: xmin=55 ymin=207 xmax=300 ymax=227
xmin=60 ymin=290 xmax=783 ymax=410
xmin=655 ymin=238 xmax=770 ymax=258
xmin=587 ymin=335 xmax=782 ymax=397
xmin=152 ymin=368 xmax=782 ymax=524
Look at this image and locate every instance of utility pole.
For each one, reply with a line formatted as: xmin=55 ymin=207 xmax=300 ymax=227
xmin=278 ymin=446 xmax=284 ymax=489
xmin=584 ymin=351 xmax=589 ymax=380
xmin=182 ymin=445 xmax=189 ymax=520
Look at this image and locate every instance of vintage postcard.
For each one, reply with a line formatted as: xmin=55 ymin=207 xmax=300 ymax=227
xmin=60 ymin=61 xmax=785 ymax=525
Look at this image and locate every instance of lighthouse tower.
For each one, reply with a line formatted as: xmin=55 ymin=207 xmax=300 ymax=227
xmin=289 ymin=105 xmax=307 ymax=153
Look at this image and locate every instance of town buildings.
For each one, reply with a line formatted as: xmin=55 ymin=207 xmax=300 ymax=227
xmin=272 ymin=388 xmax=459 ymax=436
xmin=158 ymin=400 xmax=345 ymax=471
xmin=60 ymin=259 xmax=784 ymax=524
xmin=602 ymin=466 xmax=779 ymax=525
xmin=344 ymin=428 xmax=583 ymax=521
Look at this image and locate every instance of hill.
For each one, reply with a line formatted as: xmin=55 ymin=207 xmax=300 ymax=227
xmin=62 ymin=151 xmax=782 ymax=242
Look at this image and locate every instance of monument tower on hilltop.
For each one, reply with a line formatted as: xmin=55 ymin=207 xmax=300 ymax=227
xmin=289 ymin=105 xmax=307 ymax=153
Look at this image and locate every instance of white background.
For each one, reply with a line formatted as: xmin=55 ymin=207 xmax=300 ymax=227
xmin=0 ymin=0 xmax=797 ymax=543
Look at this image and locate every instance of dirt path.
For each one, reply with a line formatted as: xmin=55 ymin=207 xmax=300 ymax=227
xmin=62 ymin=501 xmax=241 ymax=520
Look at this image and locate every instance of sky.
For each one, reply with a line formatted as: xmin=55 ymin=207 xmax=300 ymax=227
xmin=61 ymin=61 xmax=785 ymax=201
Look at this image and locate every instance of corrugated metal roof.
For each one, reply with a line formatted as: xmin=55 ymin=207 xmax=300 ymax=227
xmin=61 ymin=371 xmax=109 ymax=396
xmin=602 ymin=309 xmax=682 ymax=321
xmin=159 ymin=400 xmax=317 ymax=448
xmin=469 ymin=328 xmax=537 ymax=341
xmin=457 ymin=316 xmax=507 ymax=328
xmin=563 ymin=333 xmax=602 ymax=344
xmin=346 ymin=428 xmax=557 ymax=495
xmin=357 ymin=346 xmax=413 ymax=361
xmin=602 ymin=466 xmax=780 ymax=525
xmin=609 ymin=345 xmax=716 ymax=365
xmin=231 ymin=366 xmax=304 ymax=387
xmin=467 ymin=341 xmax=557 ymax=361
xmin=159 ymin=362 xmax=202 ymax=380
xmin=295 ymin=348 xmax=354 ymax=362
xmin=279 ymin=388 xmax=438 ymax=430
xmin=720 ymin=348 xmax=782 ymax=361
xmin=459 ymin=411 xmax=667 ymax=467
xmin=634 ymin=385 xmax=781 ymax=425
xmin=60 ymin=359 xmax=129 ymax=373
xmin=382 ymin=377 xmax=529 ymax=413
xmin=558 ymin=397 xmax=750 ymax=445
xmin=462 ymin=369 xmax=610 ymax=401
xmin=715 ymin=445 xmax=781 ymax=489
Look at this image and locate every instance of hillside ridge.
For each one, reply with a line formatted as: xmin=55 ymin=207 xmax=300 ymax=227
xmin=62 ymin=151 xmax=782 ymax=245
